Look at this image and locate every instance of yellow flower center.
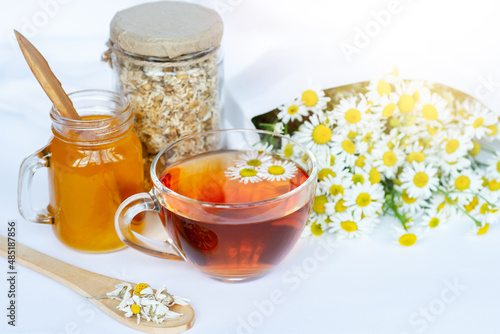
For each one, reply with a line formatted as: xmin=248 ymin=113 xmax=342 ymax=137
xmin=369 ymin=167 xmax=381 ymax=184
xmin=240 ymin=168 xmax=257 ymax=178
xmin=413 ymin=172 xmax=429 ymax=188
xmin=283 ymin=143 xmax=294 ymax=158
xmin=347 ymin=130 xmax=358 ymax=139
xmin=402 ymin=191 xmax=416 ymax=204
xmin=457 ymin=109 xmax=468 ymax=119
xmin=363 ymin=132 xmax=372 ymax=143
xmin=302 ymin=90 xmax=319 ymax=107
xmin=445 ymin=139 xmax=460 ymax=154
xmin=427 ymin=125 xmax=439 ymax=136
xmin=329 ymin=184 xmax=344 ymax=196
xmin=377 ymin=80 xmax=391 ymax=96
xmin=437 ymin=202 xmax=445 ymax=212
xmin=487 ymin=124 xmax=498 ymax=136
xmin=287 ymin=105 xmax=299 ymax=115
xmin=477 ymin=223 xmax=489 ymax=235
xmin=330 ymin=155 xmax=336 ymax=165
xmin=406 ymin=152 xmax=425 ymax=163
xmin=134 ymin=283 xmax=150 ymax=296
xmin=472 ymin=117 xmax=484 ymax=129
xmin=390 ymin=118 xmax=400 ymax=127
xmin=399 ymin=233 xmax=417 ymax=246
xmin=356 ymin=193 xmax=372 ymax=207
xmin=341 ymin=220 xmax=358 ymax=232
xmin=313 ymin=195 xmax=328 ymax=214
xmin=464 ymin=197 xmax=479 ymax=212
xmin=480 ymin=203 xmax=489 ymax=215
xmin=422 ymin=104 xmax=438 ymax=120
xmin=247 ymin=159 xmax=261 ymax=167
xmin=382 ymin=103 xmax=396 ymax=117
xmin=482 ymin=177 xmax=489 ymax=187
xmin=312 ymin=124 xmax=332 ymax=144
xmin=355 ymin=155 xmax=366 ymax=168
xmin=335 ymin=199 xmax=347 ymax=212
xmin=413 ymin=90 xmax=420 ymax=102
xmin=429 ymin=218 xmax=440 ymax=228
xmin=469 ymin=141 xmax=481 ymax=157
xmin=318 ymin=168 xmax=335 ymax=181
xmin=489 ymin=179 xmax=500 ymax=191
xmin=345 ymin=108 xmax=361 ymax=124
xmin=445 ymin=195 xmax=455 ymax=205
xmin=310 ymin=221 xmax=324 ymax=236
xmin=268 ymin=165 xmax=285 ymax=175
xmin=455 ymin=175 xmax=470 ymax=191
xmin=352 ymin=174 xmax=365 ymax=185
xmin=383 ymin=151 xmax=397 ymax=167
xmin=342 ymin=140 xmax=356 ymax=154
xmin=398 ymin=94 xmax=415 ymax=114
xmin=130 ymin=304 xmax=141 ymax=315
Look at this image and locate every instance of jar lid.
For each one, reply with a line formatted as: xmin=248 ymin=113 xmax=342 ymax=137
xmin=110 ymin=1 xmax=223 ymax=59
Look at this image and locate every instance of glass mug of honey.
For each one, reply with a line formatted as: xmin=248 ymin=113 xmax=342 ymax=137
xmin=18 ymin=90 xmax=144 ymax=253
xmin=115 ymin=129 xmax=318 ymax=282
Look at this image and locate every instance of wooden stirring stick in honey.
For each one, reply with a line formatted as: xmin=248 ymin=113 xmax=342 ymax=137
xmin=14 ymin=30 xmax=81 ymax=120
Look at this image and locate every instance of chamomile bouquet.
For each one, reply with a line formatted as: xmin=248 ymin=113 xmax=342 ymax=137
xmin=253 ymin=70 xmax=500 ymax=246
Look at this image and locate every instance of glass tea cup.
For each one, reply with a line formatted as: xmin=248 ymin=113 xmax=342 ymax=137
xmin=115 ymin=129 xmax=318 ymax=282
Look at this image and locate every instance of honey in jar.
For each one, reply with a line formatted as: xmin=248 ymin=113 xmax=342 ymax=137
xmin=18 ymin=90 xmax=144 ymax=252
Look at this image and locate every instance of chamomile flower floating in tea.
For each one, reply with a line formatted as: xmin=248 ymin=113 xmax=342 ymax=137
xmin=234 ymin=150 xmax=272 ymax=168
xmin=153 ymin=143 xmax=313 ymax=280
xmin=104 ymin=282 xmax=188 ymax=325
xmin=225 ymin=165 xmax=262 ymax=184
xmin=257 ymin=160 xmax=297 ymax=182
xmin=253 ymin=69 xmax=500 ymax=245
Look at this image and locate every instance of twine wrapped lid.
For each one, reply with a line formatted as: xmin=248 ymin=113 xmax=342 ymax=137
xmin=110 ymin=1 xmax=223 ymax=59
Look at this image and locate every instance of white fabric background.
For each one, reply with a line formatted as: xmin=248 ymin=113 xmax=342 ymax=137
xmin=1 ymin=0 xmax=500 ymax=333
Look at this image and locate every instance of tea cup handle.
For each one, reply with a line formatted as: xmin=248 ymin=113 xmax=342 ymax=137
xmin=115 ymin=191 xmax=186 ymax=261
xmin=18 ymin=145 xmax=54 ymax=224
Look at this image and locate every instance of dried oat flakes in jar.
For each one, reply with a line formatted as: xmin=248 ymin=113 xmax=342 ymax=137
xmin=103 ymin=1 xmax=224 ymax=188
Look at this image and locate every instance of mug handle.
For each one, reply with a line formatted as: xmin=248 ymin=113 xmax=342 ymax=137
xmin=18 ymin=146 xmax=53 ymax=224
xmin=115 ymin=191 xmax=186 ymax=261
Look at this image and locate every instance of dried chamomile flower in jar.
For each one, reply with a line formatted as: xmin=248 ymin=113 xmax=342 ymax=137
xmin=103 ymin=1 xmax=224 ymax=188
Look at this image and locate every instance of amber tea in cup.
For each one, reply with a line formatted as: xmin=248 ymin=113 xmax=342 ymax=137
xmin=115 ymin=129 xmax=317 ymax=282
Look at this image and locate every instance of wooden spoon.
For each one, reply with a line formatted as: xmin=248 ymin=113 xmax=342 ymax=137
xmin=14 ymin=30 xmax=81 ymax=120
xmin=0 ymin=235 xmax=194 ymax=333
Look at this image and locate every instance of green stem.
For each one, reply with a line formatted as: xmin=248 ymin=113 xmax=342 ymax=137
xmin=445 ymin=190 xmax=497 ymax=208
xmin=384 ymin=185 xmax=408 ymax=230
xmin=437 ymin=189 xmax=482 ymax=228
xmin=259 ymin=123 xmax=275 ymax=132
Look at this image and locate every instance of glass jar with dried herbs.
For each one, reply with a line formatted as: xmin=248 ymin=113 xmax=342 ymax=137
xmin=103 ymin=1 xmax=224 ymax=188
